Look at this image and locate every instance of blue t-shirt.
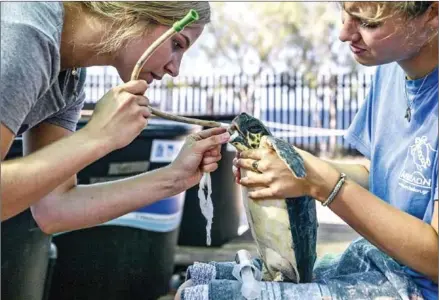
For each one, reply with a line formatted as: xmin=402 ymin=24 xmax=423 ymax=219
xmin=345 ymin=63 xmax=438 ymax=300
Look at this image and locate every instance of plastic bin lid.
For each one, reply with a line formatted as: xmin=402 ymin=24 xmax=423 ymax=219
xmin=139 ymin=118 xmax=201 ymax=138
xmin=76 ymin=117 xmax=202 ymax=138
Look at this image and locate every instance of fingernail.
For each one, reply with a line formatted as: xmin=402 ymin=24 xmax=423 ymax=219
xmin=220 ymin=132 xmax=230 ymax=142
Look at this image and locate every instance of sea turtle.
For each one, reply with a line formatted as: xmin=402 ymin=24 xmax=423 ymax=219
xmin=228 ymin=112 xmax=318 ymax=283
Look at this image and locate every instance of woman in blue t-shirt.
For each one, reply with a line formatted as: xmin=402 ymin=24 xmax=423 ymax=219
xmin=176 ymin=2 xmax=438 ymax=300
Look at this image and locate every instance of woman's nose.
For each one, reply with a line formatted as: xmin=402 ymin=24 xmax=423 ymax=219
xmin=165 ymin=57 xmax=181 ymax=77
xmin=339 ymin=17 xmax=360 ymax=43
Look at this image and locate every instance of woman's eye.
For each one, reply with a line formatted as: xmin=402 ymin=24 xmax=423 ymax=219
xmin=359 ymin=21 xmax=381 ymax=29
xmin=173 ymin=41 xmax=184 ymax=50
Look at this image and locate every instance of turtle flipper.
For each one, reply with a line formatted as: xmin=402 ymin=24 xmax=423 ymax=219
xmin=260 ymin=135 xmax=318 ymax=283
xmin=262 ymin=136 xmax=306 ymax=178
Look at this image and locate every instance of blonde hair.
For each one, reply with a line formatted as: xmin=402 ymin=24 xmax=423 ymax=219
xmin=342 ymin=2 xmax=433 ymax=23
xmin=65 ymin=2 xmax=210 ymax=54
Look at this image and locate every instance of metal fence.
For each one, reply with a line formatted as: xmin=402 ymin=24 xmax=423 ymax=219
xmin=83 ymin=72 xmax=374 ymax=157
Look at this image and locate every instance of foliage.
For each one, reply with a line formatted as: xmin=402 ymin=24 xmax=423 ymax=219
xmin=195 ymin=2 xmax=358 ymax=76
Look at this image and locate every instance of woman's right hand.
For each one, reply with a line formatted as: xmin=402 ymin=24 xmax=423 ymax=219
xmin=170 ymin=127 xmax=230 ymax=192
xmin=83 ymin=80 xmax=151 ymax=151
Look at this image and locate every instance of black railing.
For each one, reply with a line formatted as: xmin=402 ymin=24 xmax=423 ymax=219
xmin=83 ymin=72 xmax=373 ymax=157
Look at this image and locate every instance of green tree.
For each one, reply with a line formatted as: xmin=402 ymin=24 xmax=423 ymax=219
xmin=191 ymin=2 xmax=361 ymax=156
xmin=198 ymin=2 xmax=357 ymax=76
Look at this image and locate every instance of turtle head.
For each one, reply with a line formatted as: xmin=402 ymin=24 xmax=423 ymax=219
xmin=228 ymin=113 xmax=272 ymax=151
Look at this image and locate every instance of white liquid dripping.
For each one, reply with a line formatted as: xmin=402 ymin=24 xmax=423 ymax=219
xmin=198 ymin=172 xmax=213 ymax=246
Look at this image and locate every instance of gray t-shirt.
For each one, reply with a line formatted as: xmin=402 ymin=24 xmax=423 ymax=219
xmin=1 ymin=2 xmax=86 ymax=136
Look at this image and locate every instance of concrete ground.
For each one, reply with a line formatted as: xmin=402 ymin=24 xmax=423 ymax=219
xmin=174 ymin=222 xmax=359 ymax=266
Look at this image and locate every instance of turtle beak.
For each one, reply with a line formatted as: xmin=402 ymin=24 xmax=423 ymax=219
xmin=227 ymin=123 xmax=237 ymax=135
xmin=227 ymin=123 xmax=239 ymax=143
xmin=228 ymin=122 xmax=247 ymax=145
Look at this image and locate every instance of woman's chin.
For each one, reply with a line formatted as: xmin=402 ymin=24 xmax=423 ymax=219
xmin=117 ymin=71 xmax=129 ymax=83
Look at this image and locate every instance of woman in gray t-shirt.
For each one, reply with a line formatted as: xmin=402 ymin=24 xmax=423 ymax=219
xmin=1 ymin=2 xmax=228 ymax=300
xmin=1 ymin=1 xmax=225 ymax=235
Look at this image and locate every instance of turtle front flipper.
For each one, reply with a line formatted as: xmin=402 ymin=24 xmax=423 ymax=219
xmin=261 ymin=135 xmax=306 ymax=178
xmin=260 ymin=135 xmax=318 ymax=283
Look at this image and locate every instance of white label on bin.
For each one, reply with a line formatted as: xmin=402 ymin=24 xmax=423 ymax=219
xmin=90 ymin=176 xmax=127 ymax=183
xmin=108 ymin=161 xmax=150 ymax=175
xmin=102 ymin=191 xmax=187 ymax=232
xmin=104 ymin=211 xmax=183 ymax=233
xmin=150 ymin=140 xmax=184 ymax=163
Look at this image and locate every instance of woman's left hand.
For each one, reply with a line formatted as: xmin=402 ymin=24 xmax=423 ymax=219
xmin=233 ymin=146 xmax=340 ymax=202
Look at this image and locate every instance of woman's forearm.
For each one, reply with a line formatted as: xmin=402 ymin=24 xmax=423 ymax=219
xmin=1 ymin=128 xmax=110 ymax=221
xmin=31 ymin=165 xmax=183 ymax=234
xmin=327 ymin=160 xmax=370 ymax=190
xmin=327 ymin=179 xmax=438 ymax=282
xmin=296 ymin=148 xmax=370 ymax=190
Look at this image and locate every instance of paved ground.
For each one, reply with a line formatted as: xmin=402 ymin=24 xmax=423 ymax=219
xmin=174 ymin=223 xmax=359 ymax=266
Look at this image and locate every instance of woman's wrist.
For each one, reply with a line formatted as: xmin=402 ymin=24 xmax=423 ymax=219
xmin=166 ymin=163 xmax=191 ymax=194
xmin=307 ymin=166 xmax=341 ymax=203
xmin=321 ymin=173 xmax=347 ymax=206
xmin=78 ymin=125 xmax=114 ymax=155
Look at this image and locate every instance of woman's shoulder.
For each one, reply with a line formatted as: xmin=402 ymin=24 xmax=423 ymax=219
xmin=1 ymin=2 xmax=64 ymax=41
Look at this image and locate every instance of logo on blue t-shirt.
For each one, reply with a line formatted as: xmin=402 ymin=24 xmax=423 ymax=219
xmin=399 ymin=136 xmax=436 ymax=195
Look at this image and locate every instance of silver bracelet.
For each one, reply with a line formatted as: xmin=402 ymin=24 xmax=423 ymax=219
xmin=322 ymin=173 xmax=347 ymax=207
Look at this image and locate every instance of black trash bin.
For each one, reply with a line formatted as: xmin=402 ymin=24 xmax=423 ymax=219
xmin=1 ymin=210 xmax=52 ymax=300
xmin=4 ymin=136 xmax=23 ymax=159
xmin=2 ymin=139 xmax=56 ymax=300
xmin=48 ymin=119 xmax=199 ymax=300
xmin=42 ymin=243 xmax=58 ymax=300
xmin=178 ymin=115 xmax=246 ymax=248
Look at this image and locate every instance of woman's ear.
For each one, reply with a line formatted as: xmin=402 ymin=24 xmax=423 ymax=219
xmin=425 ymin=2 xmax=438 ymax=30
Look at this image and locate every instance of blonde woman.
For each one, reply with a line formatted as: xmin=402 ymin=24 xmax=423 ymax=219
xmin=1 ymin=2 xmax=229 ymax=299
xmin=178 ymin=2 xmax=438 ymax=299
